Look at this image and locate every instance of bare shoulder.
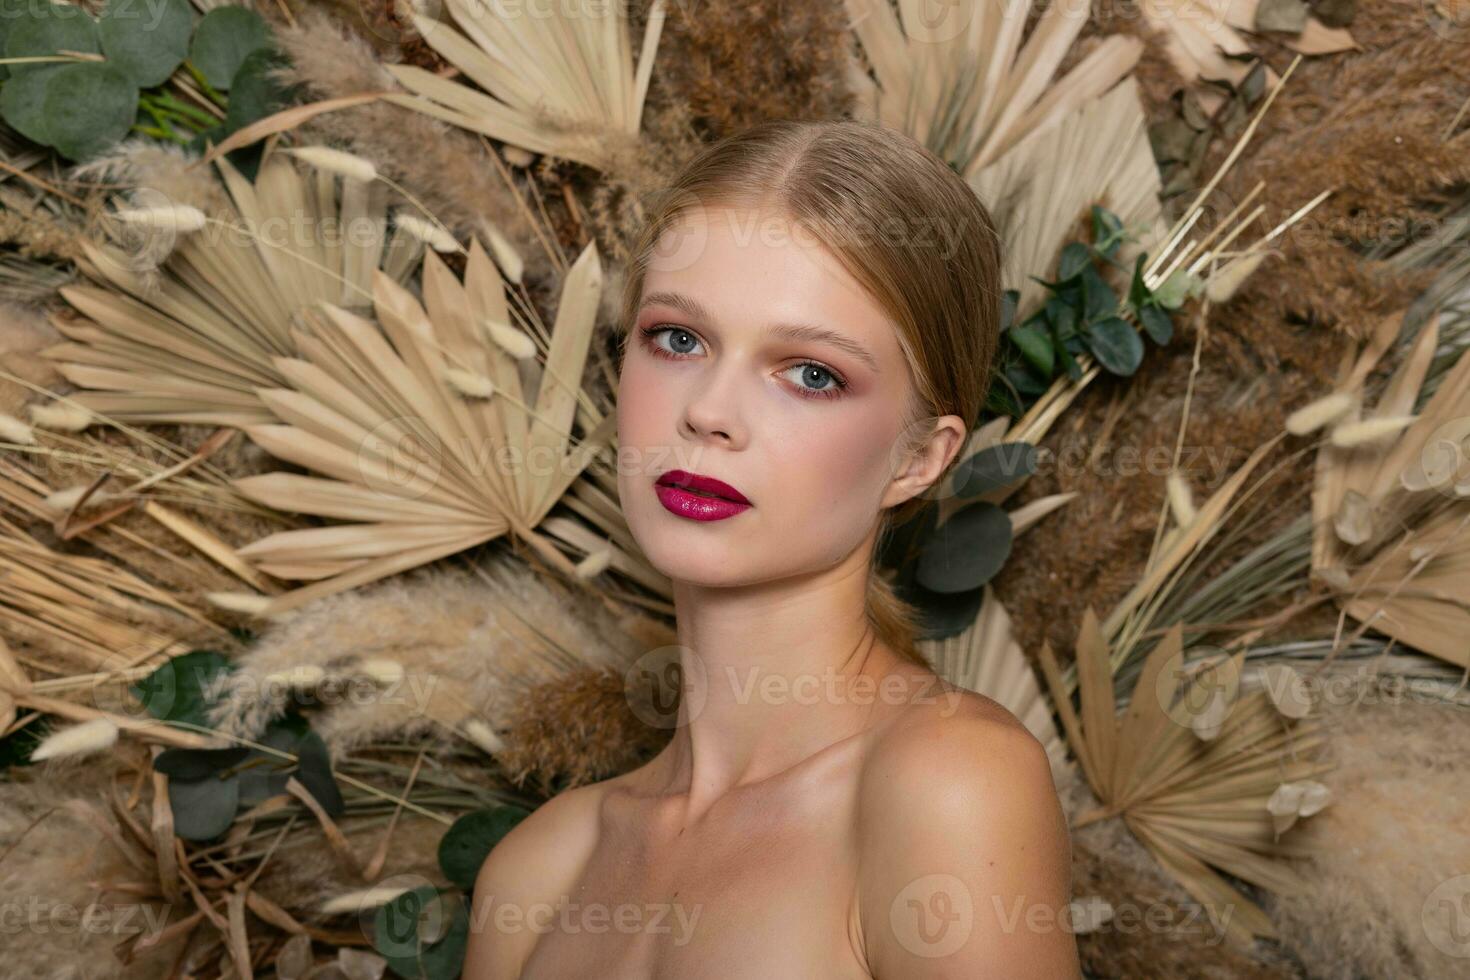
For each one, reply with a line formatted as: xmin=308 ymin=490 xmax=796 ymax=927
xmin=461 ymin=775 xmax=619 ymax=980
xmin=854 ymin=680 xmax=1080 ymax=978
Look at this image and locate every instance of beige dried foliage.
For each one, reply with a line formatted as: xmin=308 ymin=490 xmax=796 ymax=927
xmin=386 ymin=0 xmax=669 ymax=171
xmin=43 ymin=152 xmax=418 ymax=426
xmin=1310 ymin=308 xmax=1470 ymax=668
xmin=845 ymin=0 xmax=1144 ymax=177
xmin=1037 ymin=613 xmax=1333 ymax=947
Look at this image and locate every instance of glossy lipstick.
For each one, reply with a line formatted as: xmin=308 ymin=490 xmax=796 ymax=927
xmin=655 ymin=469 xmax=751 ymax=522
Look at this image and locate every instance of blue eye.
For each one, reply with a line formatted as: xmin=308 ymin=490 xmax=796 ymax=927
xmin=637 ymin=324 xmax=850 ymax=401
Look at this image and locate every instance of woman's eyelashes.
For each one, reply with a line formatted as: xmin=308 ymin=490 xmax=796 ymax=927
xmin=637 ymin=324 xmax=850 ymax=401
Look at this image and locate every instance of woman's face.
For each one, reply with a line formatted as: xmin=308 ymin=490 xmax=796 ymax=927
xmin=616 ymin=203 xmax=939 ymax=587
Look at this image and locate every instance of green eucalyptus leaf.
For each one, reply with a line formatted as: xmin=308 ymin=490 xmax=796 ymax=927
xmin=907 ymin=581 xmax=987 ymax=641
xmin=877 ymin=501 xmax=937 ymax=570
xmin=1088 ymin=317 xmax=1145 ymax=376
xmin=98 ymin=0 xmax=192 ymax=87
xmin=1056 ymin=242 xmax=1091 ymax=282
xmin=1003 ymin=362 xmax=1048 ymax=398
xmin=41 ymin=61 xmax=138 ymax=161
xmin=167 ymin=771 xmax=241 ymax=841
xmin=438 ymin=805 xmax=533 ymax=891
xmin=237 ymin=717 xmax=307 ymax=805
xmin=0 ymin=64 xmax=59 ymax=144
xmin=294 ymin=730 xmax=345 ymax=817
xmin=1008 ymin=323 xmax=1053 ymax=378
xmin=374 ymin=887 xmax=470 ymax=980
xmin=1127 ymin=252 xmax=1149 ymax=308
xmin=915 ymin=502 xmax=1013 ymax=594
xmin=1081 ymin=264 xmax=1118 ymax=322
xmin=188 ymin=5 xmax=269 ymax=89
xmin=953 ymin=442 xmax=1038 ymax=498
xmin=1092 ymin=205 xmax=1125 ymax=257
xmin=154 ymin=745 xmax=251 ymax=780
xmin=1138 ymin=303 xmax=1174 ymax=346
xmin=129 ymin=649 xmax=233 ymax=728
xmin=3 ymin=1 xmax=97 ymax=77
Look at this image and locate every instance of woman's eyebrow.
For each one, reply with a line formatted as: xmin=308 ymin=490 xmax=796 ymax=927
xmin=639 ymin=290 xmax=880 ymax=373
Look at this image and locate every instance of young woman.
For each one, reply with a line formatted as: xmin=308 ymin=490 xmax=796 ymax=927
xmin=462 ymin=119 xmax=1079 ymax=978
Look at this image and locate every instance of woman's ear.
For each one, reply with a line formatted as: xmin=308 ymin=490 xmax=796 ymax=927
xmin=881 ymin=415 xmax=967 ymax=510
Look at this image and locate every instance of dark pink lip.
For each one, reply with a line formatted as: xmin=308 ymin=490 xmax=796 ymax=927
xmin=654 ymin=469 xmax=752 ymax=521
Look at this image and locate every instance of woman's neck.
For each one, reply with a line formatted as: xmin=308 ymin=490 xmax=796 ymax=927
xmin=650 ymin=546 xmax=916 ymax=819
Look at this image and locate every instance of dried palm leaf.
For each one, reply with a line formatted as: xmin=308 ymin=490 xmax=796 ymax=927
xmin=227 ymin=240 xmax=652 ymax=615
xmin=1037 ymin=613 xmax=1333 ymax=947
xmin=970 ymin=75 xmax=1167 ymax=317
xmin=1308 ymin=307 xmax=1470 ymax=668
xmin=42 ymin=151 xmax=423 ymax=426
xmin=1137 ymin=0 xmax=1356 ymax=114
xmin=385 ymin=0 xmax=668 ymax=171
xmin=845 ymin=0 xmax=1143 ymax=177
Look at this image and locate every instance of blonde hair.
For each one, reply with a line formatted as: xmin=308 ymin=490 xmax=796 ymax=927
xmin=618 ymin=119 xmax=1003 ymax=665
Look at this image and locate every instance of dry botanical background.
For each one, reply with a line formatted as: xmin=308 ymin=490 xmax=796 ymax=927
xmin=1 ymin=0 xmax=1469 ymax=977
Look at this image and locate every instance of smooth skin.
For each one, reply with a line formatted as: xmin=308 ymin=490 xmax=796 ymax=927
xmin=461 ymin=204 xmax=1080 ymax=978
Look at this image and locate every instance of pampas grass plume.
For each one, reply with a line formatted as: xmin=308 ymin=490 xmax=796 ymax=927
xmin=0 ymin=412 xmax=37 ymax=445
xmin=1204 ymin=251 xmax=1268 ymax=304
xmin=284 ymin=146 xmax=378 ymax=183
xmin=463 ymin=718 xmax=504 ymax=755
xmin=575 ymin=548 xmax=612 ymax=579
xmin=41 ymin=484 xmax=117 ymax=514
xmin=265 ymin=664 xmax=326 ymax=690
xmin=319 ymin=882 xmax=415 ymax=915
xmin=31 ymin=718 xmax=119 ymax=761
xmin=357 ymin=658 xmax=405 ymax=686
xmin=481 ymin=221 xmax=524 ymax=284
xmin=28 ymin=401 xmax=93 ymax=431
xmin=482 ymin=318 xmax=537 ymax=360
xmin=394 ymin=210 xmax=460 ymax=253
xmin=445 ymin=367 xmax=496 ymax=399
xmin=1330 ymin=415 xmax=1416 ymax=448
xmin=1287 ymin=391 xmax=1355 ymax=435
xmin=207 ymin=592 xmax=276 ymax=616
xmin=113 ymin=204 xmax=207 ymax=233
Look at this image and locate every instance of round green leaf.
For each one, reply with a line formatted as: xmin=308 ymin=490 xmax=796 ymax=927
xmin=236 ymin=717 xmax=306 ymax=805
xmin=294 ymin=730 xmax=345 ymax=817
xmin=167 ymin=772 xmax=241 ymax=841
xmin=188 ymin=5 xmax=269 ymax=89
xmin=1056 ymin=242 xmax=1091 ymax=282
xmin=907 ymin=580 xmax=987 ymax=641
xmin=0 ymin=64 xmax=59 ymax=144
xmin=98 ymin=0 xmax=193 ymax=87
xmin=1008 ymin=323 xmax=1053 ymax=377
xmin=1087 ymin=316 xmax=1145 ymax=376
xmin=154 ymin=745 xmax=251 ymax=780
xmin=42 ymin=61 xmax=138 ymax=161
xmin=914 ymin=502 xmax=1013 ymax=594
xmin=438 ymin=805 xmax=532 ymax=891
xmin=129 ymin=649 xmax=233 ymax=727
xmin=374 ymin=887 xmax=469 ymax=980
xmin=3 ymin=1 xmax=98 ymax=76
xmin=1138 ymin=303 xmax=1174 ymax=346
xmin=953 ymin=442 xmax=1038 ymax=498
